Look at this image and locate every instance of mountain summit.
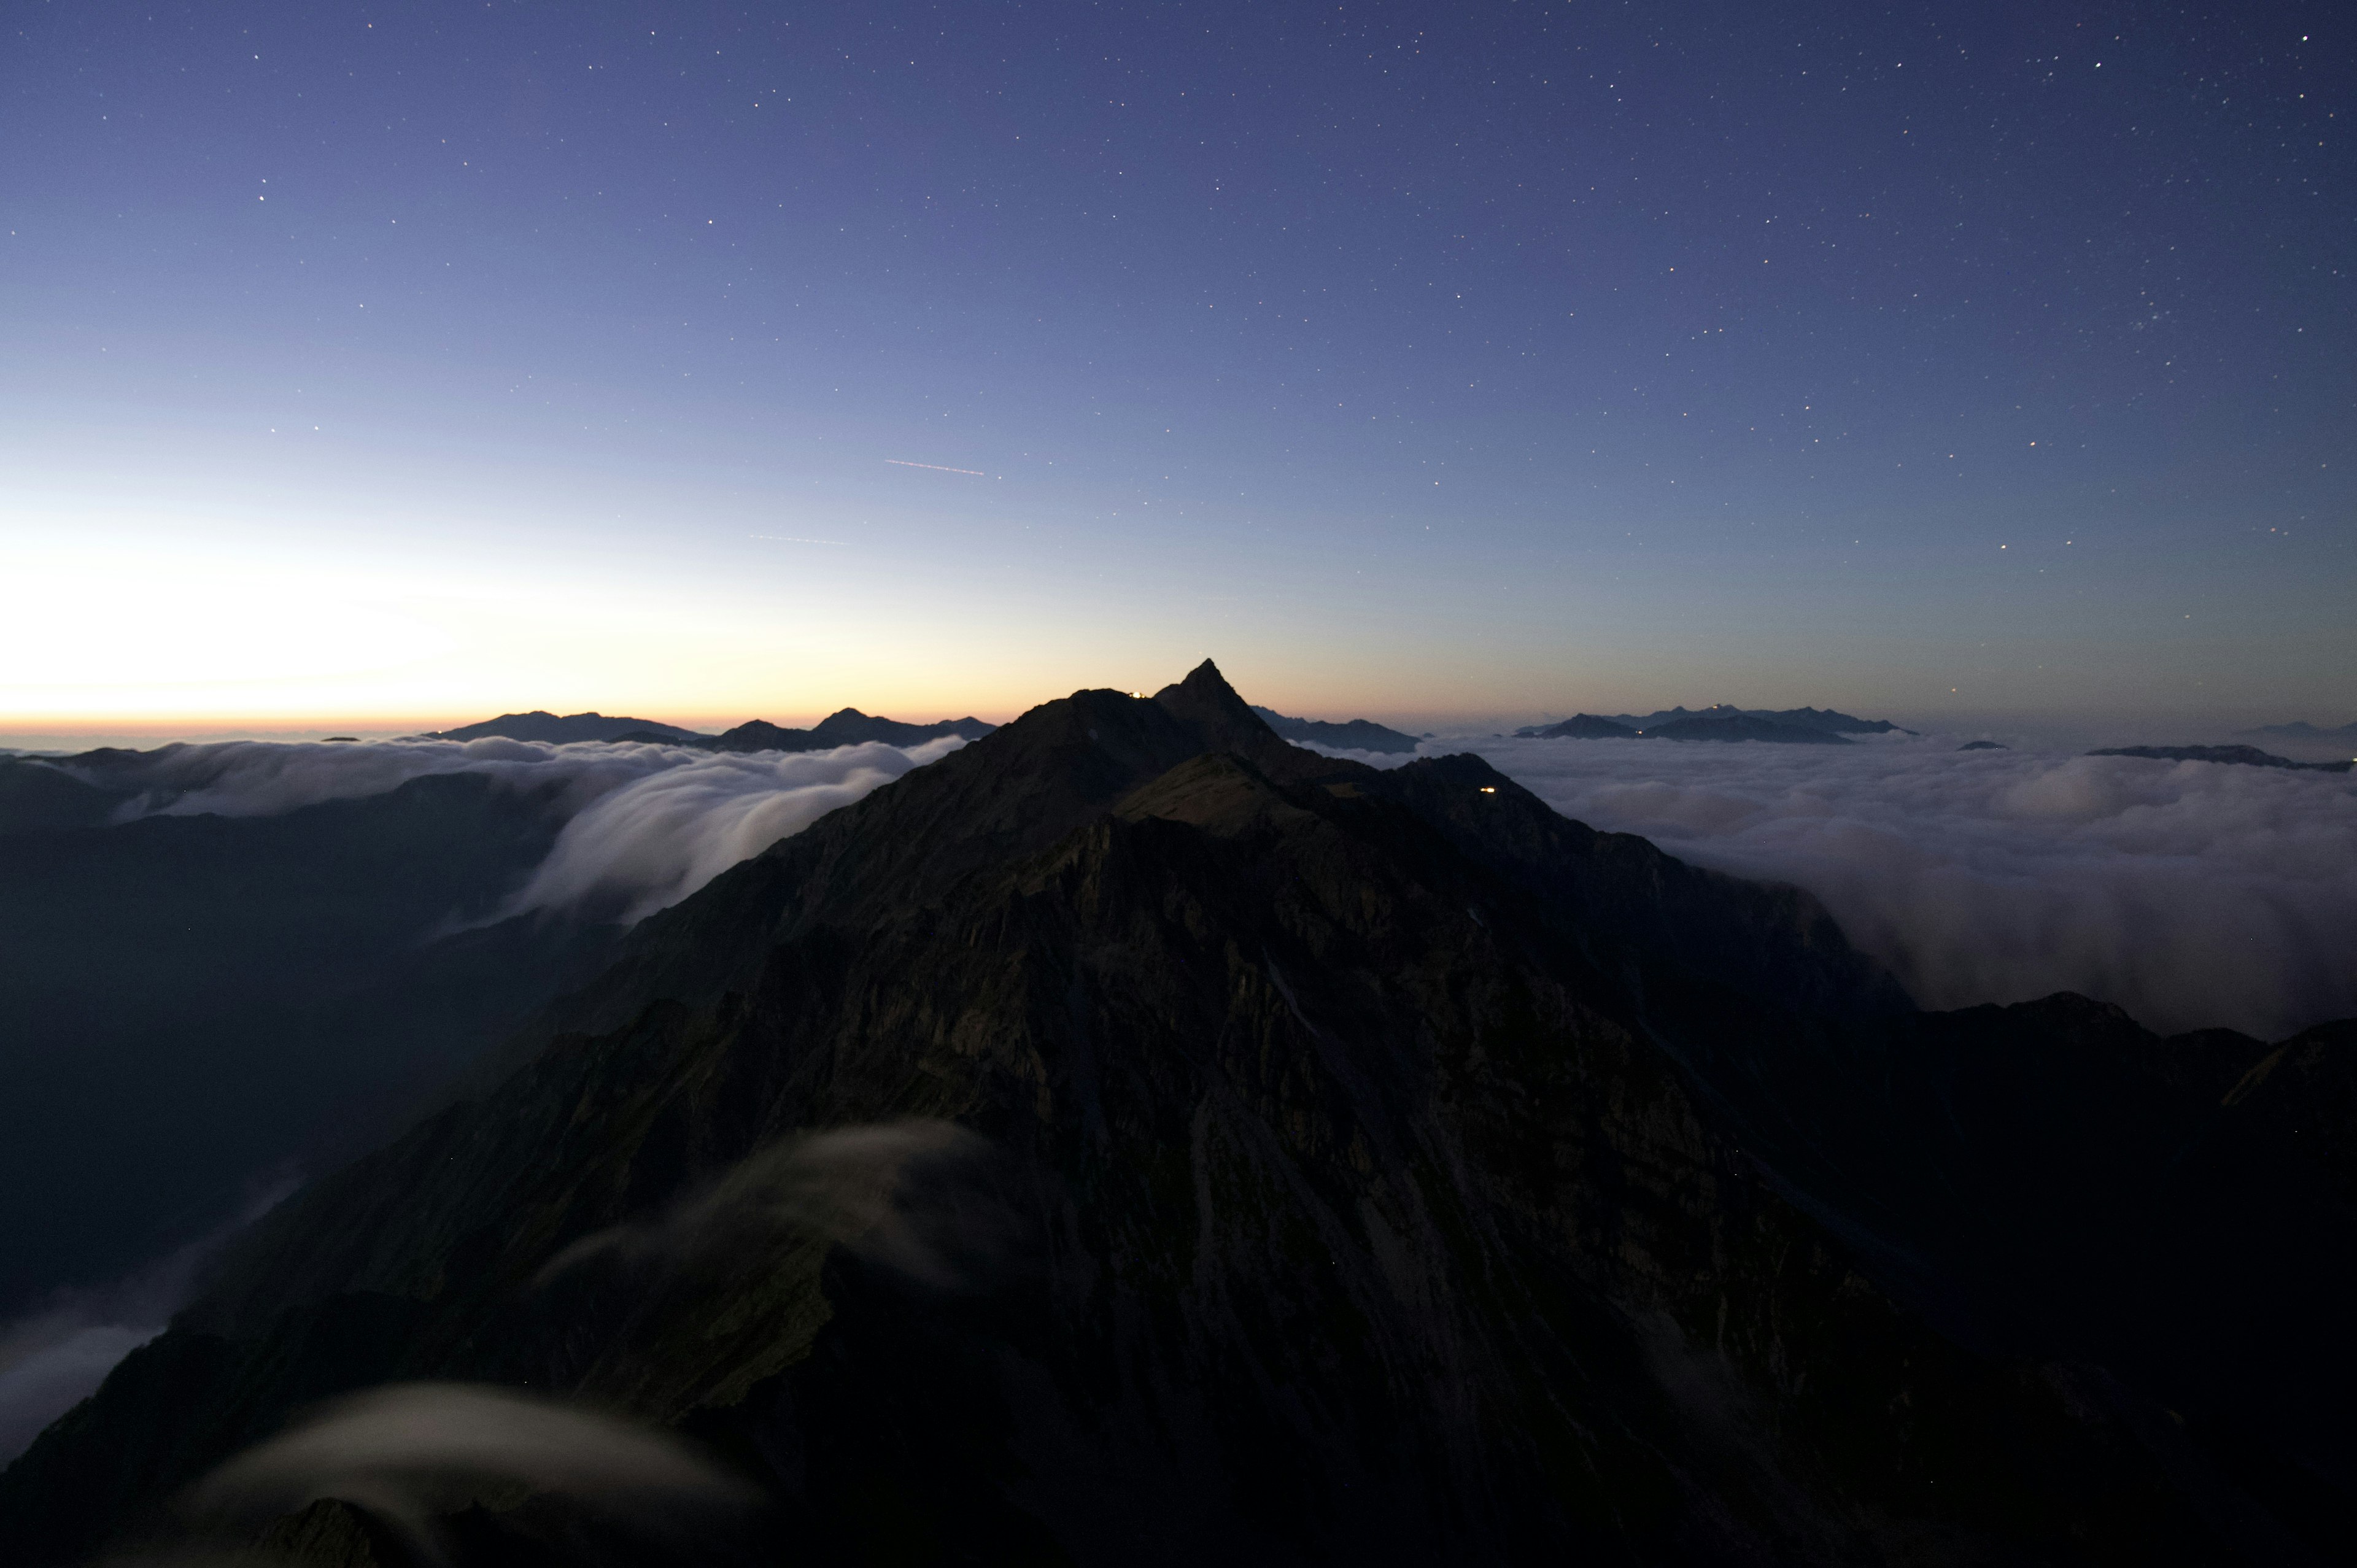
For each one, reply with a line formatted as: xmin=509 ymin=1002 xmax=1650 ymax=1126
xmin=4 ymin=660 xmax=2345 ymax=1564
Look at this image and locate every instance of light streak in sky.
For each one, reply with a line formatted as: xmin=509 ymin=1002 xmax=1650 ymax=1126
xmin=885 ymin=459 xmax=988 ymax=477
xmin=749 ymin=535 xmax=849 ymax=545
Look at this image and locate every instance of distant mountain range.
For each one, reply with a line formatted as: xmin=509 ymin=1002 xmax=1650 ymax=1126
xmin=428 ymin=711 xmax=708 ymax=744
xmin=1248 ymin=705 xmax=1422 ymax=754
xmin=1515 ymin=703 xmax=1908 ymax=744
xmin=2090 ymin=744 xmax=2354 ymax=774
xmin=432 ymin=708 xmax=995 ymax=752
xmin=632 ymin=708 xmax=995 ymax=753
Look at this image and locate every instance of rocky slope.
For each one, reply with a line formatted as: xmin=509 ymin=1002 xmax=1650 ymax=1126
xmin=4 ymin=664 xmax=2347 ymax=1564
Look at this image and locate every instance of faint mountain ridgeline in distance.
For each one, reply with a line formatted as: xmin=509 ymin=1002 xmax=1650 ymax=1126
xmin=427 ymin=711 xmax=710 ymax=744
xmin=429 ymin=706 xmax=997 ymax=754
xmin=656 ymin=708 xmax=996 ymax=754
xmin=2091 ymin=744 xmax=2355 ymax=774
xmin=1247 ymin=704 xmax=1423 ymax=754
xmin=1515 ymin=702 xmax=1911 ymax=743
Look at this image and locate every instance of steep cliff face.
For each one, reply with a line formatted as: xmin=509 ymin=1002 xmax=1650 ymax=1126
xmin=2 ymin=665 xmax=2341 ymax=1564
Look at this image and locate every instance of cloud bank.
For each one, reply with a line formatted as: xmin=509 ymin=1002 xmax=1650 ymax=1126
xmin=56 ymin=733 xmax=966 ymax=925
xmin=1442 ymin=735 xmax=2357 ymax=1039
xmin=498 ymin=740 xmax=960 ymax=924
xmin=70 ymin=735 xmax=719 ymax=822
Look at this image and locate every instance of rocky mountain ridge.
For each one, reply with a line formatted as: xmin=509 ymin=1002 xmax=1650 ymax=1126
xmin=4 ymin=663 xmax=2347 ymax=1564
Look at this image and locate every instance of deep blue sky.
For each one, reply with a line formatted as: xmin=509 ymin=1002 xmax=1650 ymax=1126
xmin=2 ymin=0 xmax=2348 ymax=729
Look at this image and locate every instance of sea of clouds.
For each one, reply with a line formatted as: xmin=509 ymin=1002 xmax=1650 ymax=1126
xmin=1305 ymin=733 xmax=2357 ymax=1041
xmin=47 ymin=722 xmax=2357 ymax=1041
xmin=58 ymin=733 xmax=967 ymax=925
xmin=9 ymin=720 xmax=2352 ymax=1461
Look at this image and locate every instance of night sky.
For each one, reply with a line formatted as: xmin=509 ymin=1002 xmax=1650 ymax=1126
xmin=3 ymin=1 xmax=2348 ymax=730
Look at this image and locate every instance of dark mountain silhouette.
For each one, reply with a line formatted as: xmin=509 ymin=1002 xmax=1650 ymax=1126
xmin=605 ymin=708 xmax=996 ymax=753
xmin=4 ymin=663 xmax=2348 ymax=1564
xmin=1248 ymin=704 xmax=1422 ymax=753
xmin=1958 ymin=740 xmax=2008 ymax=751
xmin=2091 ymin=744 xmax=2354 ymax=774
xmin=0 ymin=755 xmax=120 ymax=833
xmin=1519 ymin=714 xmax=1640 ymax=739
xmin=1517 ymin=703 xmax=1905 ymax=742
xmin=697 ymin=708 xmax=996 ymax=754
xmin=1646 ymin=711 xmax=1851 ymax=744
xmin=1747 ymin=705 xmax=1913 ymax=736
xmin=428 ymin=711 xmax=710 ymax=744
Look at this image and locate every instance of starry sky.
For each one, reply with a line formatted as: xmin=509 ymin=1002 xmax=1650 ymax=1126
xmin=2 ymin=0 xmax=2348 ymax=732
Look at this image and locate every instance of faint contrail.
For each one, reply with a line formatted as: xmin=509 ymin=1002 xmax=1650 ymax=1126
xmin=885 ymin=459 xmax=987 ymax=477
xmin=749 ymin=534 xmax=848 ymax=545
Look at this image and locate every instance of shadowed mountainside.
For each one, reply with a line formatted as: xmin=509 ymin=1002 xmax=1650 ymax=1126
xmin=0 ymin=767 xmax=617 ymax=1315
xmin=4 ymin=663 xmax=2348 ymax=1564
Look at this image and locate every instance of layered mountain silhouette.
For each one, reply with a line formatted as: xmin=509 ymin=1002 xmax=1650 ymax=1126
xmin=4 ymin=663 xmax=2348 ymax=1564
xmin=428 ymin=711 xmax=710 ymax=744
xmin=1248 ymin=704 xmax=1422 ymax=754
xmin=428 ymin=708 xmax=996 ymax=752
xmin=1517 ymin=707 xmax=1860 ymax=744
xmin=2091 ymin=744 xmax=2355 ymax=774
xmin=624 ymin=707 xmax=997 ymax=753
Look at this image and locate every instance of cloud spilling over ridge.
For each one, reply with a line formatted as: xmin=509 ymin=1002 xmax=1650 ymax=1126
xmin=59 ymin=733 xmax=967 ymax=924
xmin=71 ymin=735 xmax=703 ymax=821
xmin=1441 ymin=735 xmax=2357 ymax=1039
xmin=499 ymin=738 xmax=962 ymax=924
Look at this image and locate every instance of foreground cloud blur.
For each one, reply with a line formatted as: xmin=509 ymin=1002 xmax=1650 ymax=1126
xmin=542 ymin=1120 xmax=1004 ymax=1292
xmin=184 ymin=1381 xmax=758 ymax=1564
xmin=1444 ymin=735 xmax=2357 ymax=1039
